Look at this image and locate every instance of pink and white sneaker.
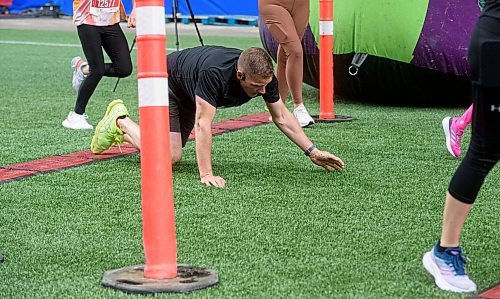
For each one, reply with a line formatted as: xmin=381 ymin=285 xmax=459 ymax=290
xmin=71 ymin=56 xmax=87 ymax=93
xmin=442 ymin=117 xmax=464 ymax=158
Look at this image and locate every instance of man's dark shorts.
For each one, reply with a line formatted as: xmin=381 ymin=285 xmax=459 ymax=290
xmin=169 ymin=90 xmax=195 ymax=147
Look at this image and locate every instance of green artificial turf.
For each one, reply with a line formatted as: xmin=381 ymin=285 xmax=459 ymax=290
xmin=0 ymin=28 xmax=499 ymax=299
xmin=0 ymin=29 xmax=262 ymax=165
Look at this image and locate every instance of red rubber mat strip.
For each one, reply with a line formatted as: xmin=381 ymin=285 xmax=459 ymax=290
xmin=0 ymin=168 xmax=37 ymax=183
xmin=0 ymin=113 xmax=272 ymax=184
xmin=475 ymin=284 xmax=500 ymax=299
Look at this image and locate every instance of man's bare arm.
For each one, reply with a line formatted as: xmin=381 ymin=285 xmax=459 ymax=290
xmin=194 ymin=96 xmax=226 ymax=187
xmin=266 ymin=100 xmax=345 ymax=171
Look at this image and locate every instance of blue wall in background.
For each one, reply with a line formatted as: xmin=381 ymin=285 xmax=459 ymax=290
xmin=8 ymin=0 xmax=258 ymax=17
xmin=8 ymin=0 xmax=70 ymax=14
xmin=165 ymin=0 xmax=258 ymax=16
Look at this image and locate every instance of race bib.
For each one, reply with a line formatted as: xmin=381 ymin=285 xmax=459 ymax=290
xmin=90 ymin=0 xmax=119 ymax=16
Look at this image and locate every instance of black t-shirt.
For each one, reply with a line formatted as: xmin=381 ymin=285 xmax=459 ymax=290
xmin=167 ymin=46 xmax=280 ymax=109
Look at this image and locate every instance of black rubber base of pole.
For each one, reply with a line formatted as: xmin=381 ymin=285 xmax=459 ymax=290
xmin=0 ymin=252 xmax=3 ymax=263
xmin=312 ymin=115 xmax=355 ymax=123
xmin=102 ymin=264 xmax=218 ymax=294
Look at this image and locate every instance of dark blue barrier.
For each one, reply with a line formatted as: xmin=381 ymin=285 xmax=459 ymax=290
xmin=8 ymin=0 xmax=67 ymax=14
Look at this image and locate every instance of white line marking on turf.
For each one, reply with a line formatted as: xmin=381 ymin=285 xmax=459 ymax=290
xmin=0 ymin=40 xmax=80 ymax=47
xmin=0 ymin=40 xmax=179 ymax=52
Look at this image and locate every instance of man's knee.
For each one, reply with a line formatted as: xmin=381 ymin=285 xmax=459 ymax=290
xmin=171 ymin=150 xmax=182 ymax=165
xmin=169 ymin=131 xmax=183 ymax=165
xmin=170 ymin=142 xmax=183 ymax=165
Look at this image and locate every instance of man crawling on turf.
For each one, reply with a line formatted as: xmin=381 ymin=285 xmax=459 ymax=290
xmin=90 ymin=46 xmax=344 ymax=187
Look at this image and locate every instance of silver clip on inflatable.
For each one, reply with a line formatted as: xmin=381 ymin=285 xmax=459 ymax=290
xmin=349 ymin=53 xmax=368 ymax=75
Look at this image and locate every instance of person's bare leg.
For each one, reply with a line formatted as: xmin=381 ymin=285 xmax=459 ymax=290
xmin=276 ymin=45 xmax=289 ymax=104
xmin=422 ymin=191 xmax=476 ymax=293
xmin=75 ymin=58 xmax=90 ymax=76
xmin=123 ymin=134 xmax=137 ymax=148
xmin=117 ymin=117 xmax=141 ymax=149
xmin=260 ymin=1 xmax=313 ymax=126
xmin=287 ymin=0 xmax=309 ymax=109
xmin=284 ymin=41 xmax=304 ymax=109
xmin=82 ymin=64 xmax=89 ymax=76
xmin=440 ymin=192 xmax=473 ymax=247
xmin=170 ymin=132 xmax=183 ymax=165
xmin=117 ymin=117 xmax=184 ymax=165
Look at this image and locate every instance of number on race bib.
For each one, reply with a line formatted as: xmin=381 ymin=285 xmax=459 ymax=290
xmin=90 ymin=0 xmax=119 ymax=15
xmin=92 ymin=0 xmax=118 ymax=8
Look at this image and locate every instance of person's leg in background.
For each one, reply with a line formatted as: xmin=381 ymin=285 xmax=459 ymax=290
xmin=259 ymin=0 xmax=314 ymax=127
xmin=63 ymin=24 xmax=132 ymax=130
xmin=63 ymin=24 xmax=106 ymax=129
xmin=100 ymin=23 xmax=133 ymax=79
xmin=283 ymin=0 xmax=314 ymax=127
xmin=423 ymin=14 xmax=500 ymax=293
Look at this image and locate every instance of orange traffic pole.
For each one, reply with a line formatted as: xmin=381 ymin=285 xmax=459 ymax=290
xmin=137 ymin=24 xmax=177 ymax=279
xmin=135 ymin=0 xmax=177 ymax=279
xmin=319 ymin=0 xmax=335 ymax=119
xmin=101 ymin=1 xmax=218 ymax=293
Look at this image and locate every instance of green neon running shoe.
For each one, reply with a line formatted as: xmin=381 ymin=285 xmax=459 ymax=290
xmin=90 ymin=99 xmax=129 ymax=154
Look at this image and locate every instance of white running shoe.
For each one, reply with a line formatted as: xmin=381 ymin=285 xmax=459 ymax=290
xmin=293 ymin=104 xmax=315 ymax=127
xmin=423 ymin=244 xmax=477 ymax=293
xmin=62 ymin=111 xmax=93 ymax=130
xmin=71 ymin=56 xmax=87 ymax=92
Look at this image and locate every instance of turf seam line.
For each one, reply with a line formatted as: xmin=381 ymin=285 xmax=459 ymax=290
xmin=0 ymin=113 xmax=271 ymax=185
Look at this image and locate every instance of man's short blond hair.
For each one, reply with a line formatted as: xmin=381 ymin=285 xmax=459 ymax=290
xmin=237 ymin=47 xmax=274 ymax=79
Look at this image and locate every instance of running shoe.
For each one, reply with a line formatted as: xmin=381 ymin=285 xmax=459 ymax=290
xmin=423 ymin=243 xmax=476 ymax=293
xmin=442 ymin=117 xmax=464 ymax=158
xmin=293 ymin=104 xmax=315 ymax=127
xmin=62 ymin=111 xmax=93 ymax=130
xmin=91 ymin=99 xmax=128 ymax=154
xmin=71 ymin=56 xmax=87 ymax=92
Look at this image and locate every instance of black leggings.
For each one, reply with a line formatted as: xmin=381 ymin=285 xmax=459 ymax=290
xmin=75 ymin=23 xmax=132 ymax=114
xmin=448 ymin=14 xmax=500 ymax=204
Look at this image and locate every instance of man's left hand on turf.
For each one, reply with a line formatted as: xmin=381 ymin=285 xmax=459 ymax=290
xmin=309 ymin=149 xmax=345 ymax=172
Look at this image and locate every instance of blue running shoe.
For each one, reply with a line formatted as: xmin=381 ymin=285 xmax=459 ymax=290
xmin=423 ymin=243 xmax=476 ymax=293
